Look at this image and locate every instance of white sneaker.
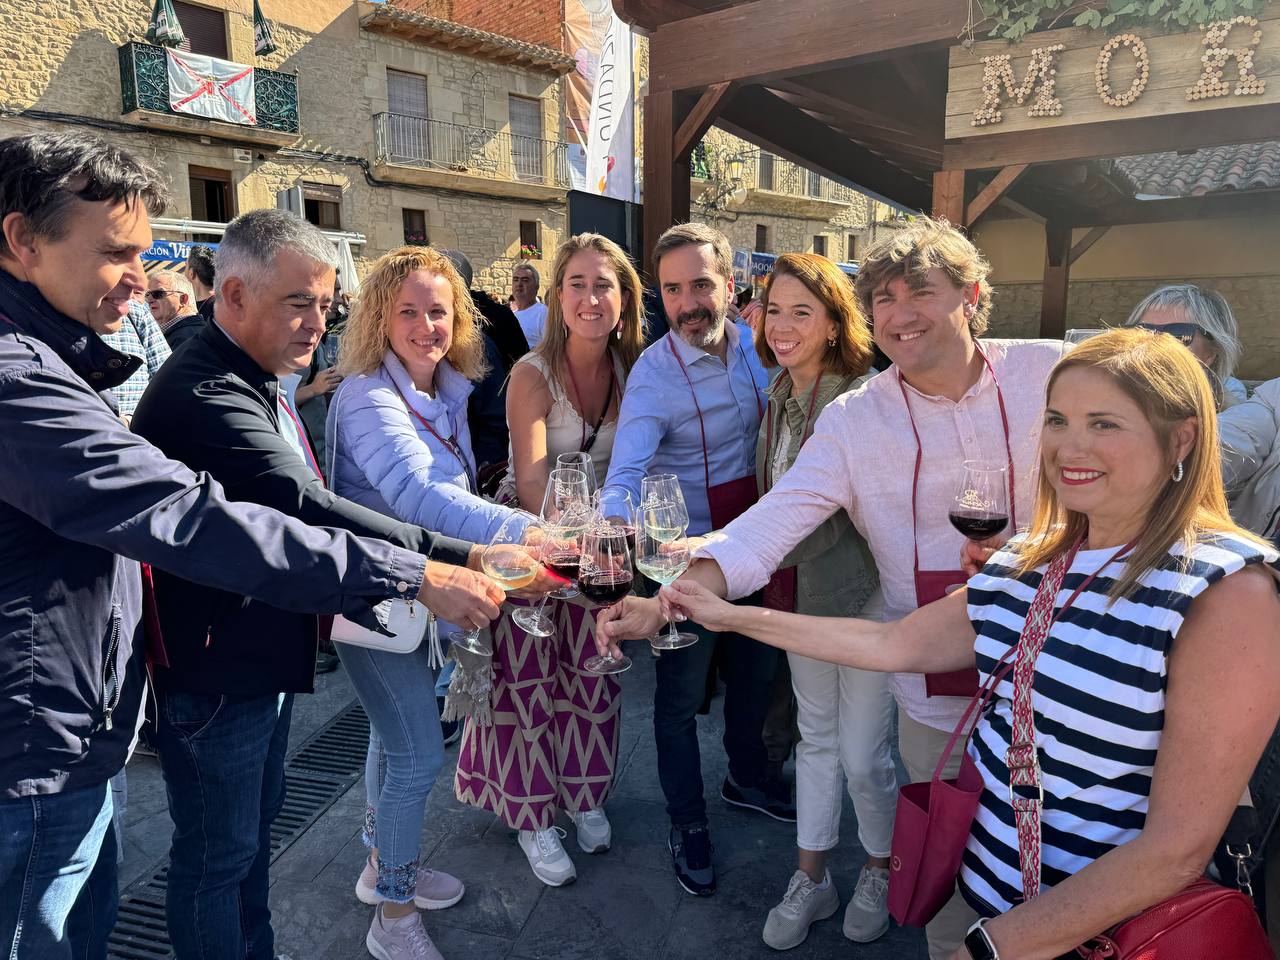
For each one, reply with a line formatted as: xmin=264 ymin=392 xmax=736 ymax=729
xmin=517 ymin=826 xmax=576 ymax=887
xmin=570 ymin=808 xmax=611 ymax=853
xmin=365 ymin=904 xmax=444 ymax=960
xmin=762 ymin=869 xmax=839 ymax=950
xmin=843 ymin=865 xmax=890 ymax=943
xmin=355 ymin=855 xmax=466 ymax=909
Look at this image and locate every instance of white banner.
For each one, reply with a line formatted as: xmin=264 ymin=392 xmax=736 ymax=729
xmin=167 ymin=50 xmax=257 ymax=126
xmin=583 ymin=12 xmax=634 ymax=202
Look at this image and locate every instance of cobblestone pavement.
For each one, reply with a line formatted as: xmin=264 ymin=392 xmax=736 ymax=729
xmin=119 ymin=641 xmax=928 ymax=959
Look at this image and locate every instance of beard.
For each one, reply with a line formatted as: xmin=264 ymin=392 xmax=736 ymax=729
xmin=674 ymin=305 xmax=727 ymax=350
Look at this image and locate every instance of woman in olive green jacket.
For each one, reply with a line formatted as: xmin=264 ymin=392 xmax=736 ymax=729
xmin=753 ymin=255 xmax=898 ymax=952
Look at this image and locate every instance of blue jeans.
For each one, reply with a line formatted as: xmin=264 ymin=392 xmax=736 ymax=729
xmin=153 ymin=690 xmax=293 ymax=960
xmin=653 ymin=615 xmax=781 ymax=827
xmin=336 ymin=641 xmax=444 ymax=902
xmin=0 ymin=781 xmax=117 ymax=960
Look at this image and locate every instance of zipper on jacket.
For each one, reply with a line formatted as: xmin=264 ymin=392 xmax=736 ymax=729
xmin=101 ymin=609 xmax=122 ymax=732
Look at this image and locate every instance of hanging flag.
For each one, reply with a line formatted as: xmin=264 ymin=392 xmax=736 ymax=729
xmin=583 ymin=11 xmax=635 ymax=203
xmin=146 ymin=0 xmax=186 ymax=48
xmin=253 ymin=0 xmax=278 ymax=56
xmin=166 ymin=49 xmax=257 ymax=126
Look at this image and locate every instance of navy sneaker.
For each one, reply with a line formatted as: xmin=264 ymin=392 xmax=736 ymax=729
xmin=669 ymin=824 xmax=716 ymax=897
xmin=721 ymin=775 xmax=797 ymax=822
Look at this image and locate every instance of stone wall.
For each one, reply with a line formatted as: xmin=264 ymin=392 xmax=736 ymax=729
xmin=0 ymin=0 xmax=565 ymax=295
xmin=991 ymin=276 xmax=1280 ymax=380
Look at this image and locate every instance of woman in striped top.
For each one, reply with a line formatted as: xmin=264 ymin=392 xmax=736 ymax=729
xmin=638 ymin=329 xmax=1280 ymax=959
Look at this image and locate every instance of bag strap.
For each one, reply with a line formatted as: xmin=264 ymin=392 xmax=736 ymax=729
xmin=1011 ymin=538 xmax=1136 ymax=901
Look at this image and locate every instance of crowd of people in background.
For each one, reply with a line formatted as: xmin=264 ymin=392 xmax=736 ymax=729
xmin=1 ymin=130 xmax=1278 ymax=960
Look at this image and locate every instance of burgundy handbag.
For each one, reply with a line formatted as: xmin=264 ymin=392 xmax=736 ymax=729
xmin=888 ymin=543 xmax=1076 ymax=927
xmin=1075 ymin=878 xmax=1274 ymax=959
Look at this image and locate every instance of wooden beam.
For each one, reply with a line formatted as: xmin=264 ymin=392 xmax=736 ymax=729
xmin=674 ymin=82 xmax=736 ymax=158
xmin=612 ymin=0 xmax=701 ymax=35
xmin=996 ymin=195 xmax=1047 ymax=225
xmin=1068 ymin=188 xmax=1280 ymax=226
xmin=642 ymin=89 xmax=691 ymax=285
xmin=649 ymin=0 xmax=965 ymax=93
xmin=768 ymin=78 xmax=937 ymax=144
xmin=964 ymin=163 xmax=1028 ymax=227
xmin=1068 ymin=225 xmax=1109 ymax=266
xmin=932 ymin=170 xmax=965 ymax=224
xmin=945 ymin=103 xmax=1280 ymax=169
xmin=892 ymin=55 xmax=934 ymax=106
xmin=1040 ymin=222 xmax=1071 ymax=339
xmin=716 ymin=85 xmax=932 ymax=210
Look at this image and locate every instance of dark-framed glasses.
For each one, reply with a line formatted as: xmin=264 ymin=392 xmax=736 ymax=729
xmin=1134 ymin=321 xmax=1213 ymax=347
xmin=145 ymin=289 xmax=178 ymax=301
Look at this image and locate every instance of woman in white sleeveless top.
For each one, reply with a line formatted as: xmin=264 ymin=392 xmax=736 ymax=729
xmin=456 ymin=234 xmax=647 ymax=887
xmin=609 ymin=329 xmax=1280 ymax=959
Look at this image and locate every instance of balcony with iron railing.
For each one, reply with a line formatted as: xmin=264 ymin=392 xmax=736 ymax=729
xmin=118 ymin=41 xmax=299 ymax=146
xmin=373 ymin=112 xmax=571 ymax=200
xmin=693 ymin=145 xmax=859 ymax=213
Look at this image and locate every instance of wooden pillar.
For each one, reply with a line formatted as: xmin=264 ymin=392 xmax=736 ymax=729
xmin=932 ymin=170 xmax=965 ymax=225
xmin=1040 ymin=222 xmax=1071 ymax=339
xmin=642 ymin=89 xmax=690 ymax=285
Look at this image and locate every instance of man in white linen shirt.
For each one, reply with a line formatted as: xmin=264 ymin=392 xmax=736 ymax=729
xmin=600 ymin=217 xmax=1065 ymax=959
xmin=511 ymin=263 xmax=547 ymax=348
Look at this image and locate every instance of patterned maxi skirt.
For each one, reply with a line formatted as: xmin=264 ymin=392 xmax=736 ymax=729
xmin=454 ymin=597 xmax=622 ymax=830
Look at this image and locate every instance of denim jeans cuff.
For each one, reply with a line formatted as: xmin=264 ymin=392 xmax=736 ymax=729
xmin=376 ymin=855 xmax=419 ymax=903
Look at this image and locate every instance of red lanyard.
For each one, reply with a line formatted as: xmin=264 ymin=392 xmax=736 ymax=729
xmin=897 ymin=344 xmax=1017 ymax=575
xmin=390 ymin=382 xmax=476 ymax=494
xmin=279 ymin=396 xmax=323 ymax=482
xmin=666 ymin=333 xmax=765 ymax=493
xmin=564 ymin=351 xmax=619 ymax=453
xmin=763 ymin=373 xmax=824 ymax=491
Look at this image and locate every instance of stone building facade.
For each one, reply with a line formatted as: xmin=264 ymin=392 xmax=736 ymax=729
xmin=0 ymin=0 xmax=575 ymax=295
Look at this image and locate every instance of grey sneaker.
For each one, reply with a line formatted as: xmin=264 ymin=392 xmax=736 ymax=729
xmin=570 ymin=808 xmax=612 ymax=853
xmin=365 ymin=904 xmax=444 ymax=960
xmin=518 ymin=826 xmax=576 ymax=887
xmin=843 ymin=865 xmax=890 ymax=943
xmin=763 ymin=869 xmax=839 ymax=950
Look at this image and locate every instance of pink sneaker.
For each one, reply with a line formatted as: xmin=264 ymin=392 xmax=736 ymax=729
xmin=356 ymin=855 xmax=465 ymax=910
xmin=366 ymin=904 xmax=443 ymax=960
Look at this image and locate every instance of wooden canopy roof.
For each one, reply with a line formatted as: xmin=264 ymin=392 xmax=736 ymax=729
xmin=624 ymin=0 xmax=1280 ymax=333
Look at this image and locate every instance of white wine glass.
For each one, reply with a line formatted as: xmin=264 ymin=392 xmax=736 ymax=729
xmin=580 ymin=524 xmax=635 ymax=675
xmin=556 ymin=452 xmax=597 ymax=497
xmin=636 ymin=503 xmax=698 ymax=650
xmin=450 ymin=511 xmax=542 ymax=656
xmin=641 ymin=473 xmax=690 ymax=537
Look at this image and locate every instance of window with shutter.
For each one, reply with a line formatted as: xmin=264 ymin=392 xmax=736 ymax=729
xmin=813 ymin=235 xmax=827 ymax=257
xmin=302 ymin=182 xmax=342 ymax=230
xmin=757 ymin=152 xmax=775 ymax=191
xmin=386 ymin=70 xmax=430 ymax=163
xmin=754 ymin=224 xmax=769 ymax=253
xmin=508 ymin=96 xmax=543 ymax=180
xmin=173 ymin=1 xmax=228 ymax=59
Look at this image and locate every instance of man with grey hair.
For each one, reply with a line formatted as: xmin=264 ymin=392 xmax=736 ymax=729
xmin=146 ymin=268 xmax=204 ymax=349
xmin=1125 ymin=282 xmax=1247 ymax=405
xmin=511 ymin=261 xmax=547 ymax=347
xmin=131 ymin=208 xmax=503 ymax=960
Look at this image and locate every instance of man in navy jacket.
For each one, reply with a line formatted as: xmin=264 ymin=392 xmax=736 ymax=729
xmin=0 ymin=133 xmax=502 ymax=959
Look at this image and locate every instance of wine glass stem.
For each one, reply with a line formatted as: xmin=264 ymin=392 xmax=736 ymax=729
xmin=666 ymin=618 xmax=681 ymax=642
xmin=533 ymin=593 xmax=552 ymax=620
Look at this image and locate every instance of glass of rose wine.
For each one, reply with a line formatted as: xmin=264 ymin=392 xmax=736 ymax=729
xmin=594 ymin=485 xmax=638 ymax=557
xmin=451 ymin=511 xmax=543 ymax=656
xmin=948 ymin=460 xmax=1010 ymax=541
xmin=580 ymin=524 xmax=635 ymax=675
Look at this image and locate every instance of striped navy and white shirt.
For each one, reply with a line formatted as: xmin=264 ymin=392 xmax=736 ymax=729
xmin=958 ymin=530 xmax=1276 ymax=916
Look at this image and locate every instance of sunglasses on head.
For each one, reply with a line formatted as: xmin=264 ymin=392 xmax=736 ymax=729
xmin=1134 ymin=321 xmax=1213 ymax=347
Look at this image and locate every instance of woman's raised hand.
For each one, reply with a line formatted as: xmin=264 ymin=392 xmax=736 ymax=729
xmin=661 ymin=580 xmax=736 ymax=633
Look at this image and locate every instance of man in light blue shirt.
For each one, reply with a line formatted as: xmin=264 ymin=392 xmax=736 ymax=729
xmin=605 ymin=223 xmax=790 ymax=899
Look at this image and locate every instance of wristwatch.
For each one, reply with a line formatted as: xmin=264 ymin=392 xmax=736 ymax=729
xmin=964 ymin=918 xmax=1001 ymax=960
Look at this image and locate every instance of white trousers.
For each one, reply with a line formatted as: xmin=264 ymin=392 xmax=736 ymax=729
xmin=789 ymin=648 xmax=898 ymax=857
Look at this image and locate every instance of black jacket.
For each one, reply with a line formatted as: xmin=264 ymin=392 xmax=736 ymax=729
xmin=131 ymin=322 xmax=472 ymax=697
xmin=162 ymin=313 xmax=204 ymax=351
xmin=0 ymin=269 xmax=434 ymax=798
xmin=195 ymin=296 xmax=216 ymax=323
